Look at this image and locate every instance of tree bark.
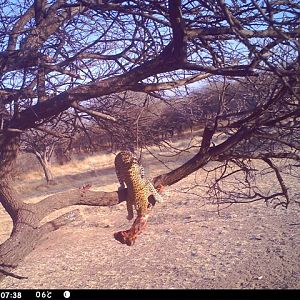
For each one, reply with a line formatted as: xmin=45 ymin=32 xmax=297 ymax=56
xmin=33 ymin=150 xmax=54 ymax=183
xmin=0 ymin=184 xmax=127 ymax=281
xmin=41 ymin=160 xmax=54 ymax=183
xmin=0 ymin=132 xmax=126 ymax=281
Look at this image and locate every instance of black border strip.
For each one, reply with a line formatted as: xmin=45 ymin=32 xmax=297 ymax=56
xmin=0 ymin=289 xmax=299 ymax=300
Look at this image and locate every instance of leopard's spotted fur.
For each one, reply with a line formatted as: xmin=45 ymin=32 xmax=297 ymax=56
xmin=114 ymin=150 xmax=163 ymax=245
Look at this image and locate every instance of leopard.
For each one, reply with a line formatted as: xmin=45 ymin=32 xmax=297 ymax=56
xmin=114 ymin=150 xmax=163 ymax=246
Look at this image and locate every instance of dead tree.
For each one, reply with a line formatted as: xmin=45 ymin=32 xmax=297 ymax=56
xmin=0 ymin=0 xmax=299 ymax=280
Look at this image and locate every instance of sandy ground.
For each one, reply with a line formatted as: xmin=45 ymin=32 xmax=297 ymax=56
xmin=0 ymin=145 xmax=300 ymax=289
xmin=1 ymin=182 xmax=300 ymax=289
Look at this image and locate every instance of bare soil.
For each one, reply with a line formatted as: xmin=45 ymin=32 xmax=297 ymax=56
xmin=0 ymin=144 xmax=300 ymax=289
xmin=1 ymin=177 xmax=300 ymax=289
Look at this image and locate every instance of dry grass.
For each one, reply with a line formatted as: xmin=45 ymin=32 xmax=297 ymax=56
xmin=14 ymin=134 xmax=202 ymax=195
xmin=15 ymin=152 xmax=115 ymax=187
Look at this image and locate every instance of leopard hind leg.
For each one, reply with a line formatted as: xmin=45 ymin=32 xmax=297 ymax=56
xmin=126 ymin=198 xmax=134 ymax=220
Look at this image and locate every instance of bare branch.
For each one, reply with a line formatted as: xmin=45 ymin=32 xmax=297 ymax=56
xmin=263 ymin=158 xmax=290 ymax=207
xmin=71 ymin=102 xmax=117 ymax=122
xmin=131 ymin=73 xmax=212 ymax=92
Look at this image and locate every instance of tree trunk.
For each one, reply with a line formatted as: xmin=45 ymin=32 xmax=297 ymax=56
xmin=0 ymin=124 xmax=255 ymax=282
xmin=33 ymin=150 xmax=54 ymax=183
xmin=39 ymin=155 xmax=54 ymax=183
xmin=0 ymin=179 xmax=127 ymax=281
xmin=42 ymin=160 xmax=54 ymax=183
xmin=0 ymin=132 xmax=127 ymax=281
xmin=0 ymin=185 xmax=127 ymax=281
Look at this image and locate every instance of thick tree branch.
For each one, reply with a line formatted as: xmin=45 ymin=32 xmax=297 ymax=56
xmin=131 ymin=73 xmax=211 ymax=92
xmin=71 ymin=102 xmax=117 ymax=122
xmin=186 ymin=27 xmax=300 ymax=40
xmin=6 ymin=6 xmax=35 ymax=51
xmin=8 ymin=43 xmax=182 ymax=130
xmin=34 ymin=187 xmax=127 ymax=221
xmin=154 ymin=126 xmax=255 ymax=188
xmin=183 ymin=62 xmax=257 ymax=76
xmin=168 ymin=0 xmax=187 ymax=62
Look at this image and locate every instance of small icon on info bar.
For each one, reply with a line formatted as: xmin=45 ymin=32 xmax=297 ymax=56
xmin=63 ymin=291 xmax=71 ymax=299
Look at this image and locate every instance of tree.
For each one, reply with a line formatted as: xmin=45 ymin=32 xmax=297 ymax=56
xmin=21 ymin=129 xmax=61 ymax=183
xmin=170 ymin=75 xmax=300 ymax=206
xmin=0 ymin=0 xmax=299 ymax=280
